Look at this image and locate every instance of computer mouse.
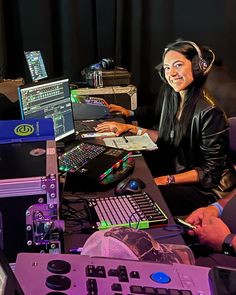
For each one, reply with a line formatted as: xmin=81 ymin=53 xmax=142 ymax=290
xmin=115 ymin=177 xmax=146 ymax=195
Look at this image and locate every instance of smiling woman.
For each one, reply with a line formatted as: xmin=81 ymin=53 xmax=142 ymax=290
xmin=163 ymin=51 xmax=194 ymax=92
xmin=96 ymin=40 xmax=236 ymax=216
xmin=153 ymin=40 xmax=236 ymax=215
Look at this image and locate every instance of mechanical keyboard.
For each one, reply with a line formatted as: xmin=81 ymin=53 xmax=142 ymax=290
xmin=15 ymin=253 xmax=212 ymax=295
xmin=58 ymin=142 xmax=106 ymax=173
xmin=88 ymin=192 xmax=168 ymax=230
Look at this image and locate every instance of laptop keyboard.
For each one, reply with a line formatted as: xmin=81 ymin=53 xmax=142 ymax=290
xmin=58 ymin=142 xmax=106 ymax=173
xmin=74 ymin=120 xmax=104 ymax=133
xmin=75 ymin=121 xmax=96 ymax=133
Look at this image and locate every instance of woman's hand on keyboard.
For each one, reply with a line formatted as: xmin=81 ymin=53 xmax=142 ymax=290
xmin=108 ymin=104 xmax=131 ymax=117
xmin=95 ymin=121 xmax=131 ymax=136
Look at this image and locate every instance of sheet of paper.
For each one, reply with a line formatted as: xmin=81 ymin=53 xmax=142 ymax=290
xmin=103 ymin=133 xmax=158 ymax=151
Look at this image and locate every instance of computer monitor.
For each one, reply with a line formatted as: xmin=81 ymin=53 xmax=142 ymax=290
xmin=18 ymin=77 xmax=76 ymax=142
xmin=24 ymin=51 xmax=48 ymax=82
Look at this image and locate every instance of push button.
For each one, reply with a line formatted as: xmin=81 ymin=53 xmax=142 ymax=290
xmin=150 ymin=272 xmax=171 ymax=283
xmin=46 ymin=275 xmax=71 ymax=291
xmin=47 ymin=260 xmax=71 ymax=274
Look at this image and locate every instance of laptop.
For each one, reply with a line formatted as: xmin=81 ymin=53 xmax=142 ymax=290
xmin=18 ymin=77 xmax=76 ymax=143
xmin=71 ymin=91 xmax=124 ymax=133
xmin=18 ymin=78 xmax=131 ymax=187
xmin=74 ymin=117 xmax=124 ymax=134
xmin=74 ymin=118 xmax=105 ymax=133
xmin=24 ymin=51 xmax=48 ymax=83
xmin=73 ymin=106 xmax=124 ymax=134
xmin=0 ymin=250 xmax=24 ymax=295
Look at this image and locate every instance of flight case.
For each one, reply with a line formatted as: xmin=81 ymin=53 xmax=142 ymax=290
xmin=71 ymin=84 xmax=137 ymax=110
xmin=0 ymin=120 xmax=63 ymax=262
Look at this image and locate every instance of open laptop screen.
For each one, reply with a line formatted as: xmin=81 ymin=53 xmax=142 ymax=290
xmin=24 ymin=51 xmax=48 ymax=82
xmin=18 ymin=77 xmax=75 ymax=142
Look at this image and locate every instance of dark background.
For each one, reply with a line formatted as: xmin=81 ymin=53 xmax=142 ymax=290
xmin=1 ymin=0 xmax=236 ymax=107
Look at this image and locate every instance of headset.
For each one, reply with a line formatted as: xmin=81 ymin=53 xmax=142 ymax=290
xmin=81 ymin=58 xmax=115 ymax=87
xmin=89 ymin=58 xmax=115 ymax=71
xmin=157 ymin=40 xmax=215 ymax=83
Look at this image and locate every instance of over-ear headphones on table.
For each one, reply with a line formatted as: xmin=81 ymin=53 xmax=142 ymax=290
xmin=89 ymin=58 xmax=115 ymax=71
xmin=156 ymin=40 xmax=215 ymax=83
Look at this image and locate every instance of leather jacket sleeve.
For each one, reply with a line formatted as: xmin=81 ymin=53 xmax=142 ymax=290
xmin=190 ymin=105 xmax=232 ymax=189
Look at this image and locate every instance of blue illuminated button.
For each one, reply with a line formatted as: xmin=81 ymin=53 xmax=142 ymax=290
xmin=129 ymin=180 xmax=138 ymax=190
xmin=150 ymin=272 xmax=171 ymax=283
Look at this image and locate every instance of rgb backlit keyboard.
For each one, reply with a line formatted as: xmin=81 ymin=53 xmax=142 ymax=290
xmin=59 ymin=142 xmax=106 ymax=173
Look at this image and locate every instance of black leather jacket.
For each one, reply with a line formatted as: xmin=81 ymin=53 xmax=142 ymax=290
xmin=135 ymin=91 xmax=236 ymax=190
xmin=174 ymin=91 xmax=236 ymax=189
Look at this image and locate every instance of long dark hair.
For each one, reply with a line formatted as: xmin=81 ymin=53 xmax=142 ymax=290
xmin=158 ymin=41 xmax=209 ymax=146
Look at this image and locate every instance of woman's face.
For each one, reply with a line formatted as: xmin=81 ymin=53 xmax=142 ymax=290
xmin=163 ymin=50 xmax=194 ymax=92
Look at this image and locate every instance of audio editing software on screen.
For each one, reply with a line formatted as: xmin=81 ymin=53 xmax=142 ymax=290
xmin=18 ymin=78 xmax=75 ymax=141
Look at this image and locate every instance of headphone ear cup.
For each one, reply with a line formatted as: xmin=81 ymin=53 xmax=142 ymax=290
xmin=192 ymin=55 xmax=208 ymax=77
xmin=100 ymin=58 xmax=115 ymax=70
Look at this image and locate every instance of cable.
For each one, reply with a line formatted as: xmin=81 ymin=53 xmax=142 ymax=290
xmin=61 ymin=194 xmax=99 ymax=235
xmin=152 ymin=224 xmax=185 ymax=240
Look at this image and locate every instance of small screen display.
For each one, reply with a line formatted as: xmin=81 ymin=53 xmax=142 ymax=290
xmin=24 ymin=51 xmax=48 ymax=82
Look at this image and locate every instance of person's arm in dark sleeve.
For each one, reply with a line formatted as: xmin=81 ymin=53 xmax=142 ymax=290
xmin=194 ymin=106 xmax=233 ymax=188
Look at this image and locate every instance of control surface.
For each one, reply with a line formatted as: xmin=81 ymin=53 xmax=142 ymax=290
xmin=15 ymin=253 xmax=211 ymax=295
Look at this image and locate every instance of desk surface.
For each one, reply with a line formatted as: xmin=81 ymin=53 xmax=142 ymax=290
xmin=62 ymin=155 xmax=185 ymax=254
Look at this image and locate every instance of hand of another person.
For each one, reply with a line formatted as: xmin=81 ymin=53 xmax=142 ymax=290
xmin=95 ymin=121 xmax=130 ymax=136
xmin=193 ymin=217 xmax=231 ymax=252
xmin=108 ymin=104 xmax=131 ymax=117
xmin=185 ymin=206 xmax=219 ymax=228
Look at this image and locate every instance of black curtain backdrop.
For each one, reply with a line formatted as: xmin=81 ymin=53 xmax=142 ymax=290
xmin=1 ymin=0 xmax=236 ymax=106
